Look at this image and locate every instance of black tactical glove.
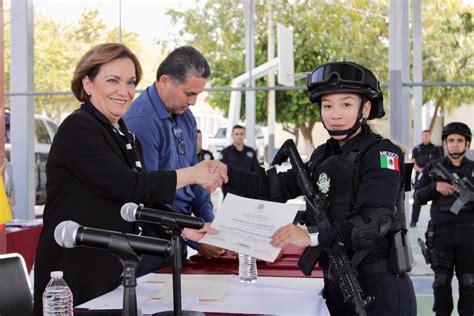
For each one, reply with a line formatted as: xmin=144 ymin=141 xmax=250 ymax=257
xmin=318 ymin=220 xmax=353 ymax=252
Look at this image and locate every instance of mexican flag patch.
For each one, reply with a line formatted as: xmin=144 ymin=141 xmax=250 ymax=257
xmin=380 ymin=151 xmax=399 ymax=171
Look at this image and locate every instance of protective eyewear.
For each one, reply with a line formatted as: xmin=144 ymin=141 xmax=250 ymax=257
xmin=307 ymin=62 xmax=378 ymax=89
xmin=172 ymin=123 xmax=186 ymax=155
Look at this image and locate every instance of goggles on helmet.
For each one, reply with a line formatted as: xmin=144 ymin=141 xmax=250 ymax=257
xmin=307 ymin=62 xmax=379 ymax=92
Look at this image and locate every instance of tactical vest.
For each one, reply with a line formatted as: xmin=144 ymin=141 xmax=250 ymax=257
xmin=308 ymin=134 xmax=379 ymax=221
xmin=432 ymin=158 xmax=474 ymax=212
xmin=308 ymin=133 xmax=406 ymax=229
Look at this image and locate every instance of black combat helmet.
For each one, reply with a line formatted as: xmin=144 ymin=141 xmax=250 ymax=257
xmin=307 ymin=62 xmax=385 ymax=120
xmin=442 ymin=122 xmax=472 ymax=143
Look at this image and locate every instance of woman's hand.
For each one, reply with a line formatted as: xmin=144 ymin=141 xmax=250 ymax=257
xmin=176 ymin=160 xmax=228 ymax=193
xmin=271 ymin=223 xmax=310 ymax=248
xmin=182 ymin=222 xmax=219 ymax=242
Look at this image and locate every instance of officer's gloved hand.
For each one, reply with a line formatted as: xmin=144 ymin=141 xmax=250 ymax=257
xmin=318 ymin=220 xmax=353 ymax=252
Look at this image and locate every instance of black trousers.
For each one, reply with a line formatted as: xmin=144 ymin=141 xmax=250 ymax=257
xmin=431 ymin=225 xmax=474 ymax=316
xmin=411 ymin=202 xmax=422 ymax=224
xmin=323 ymin=271 xmax=416 ymax=315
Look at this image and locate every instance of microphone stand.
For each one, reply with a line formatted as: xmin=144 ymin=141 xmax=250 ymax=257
xmin=108 ymin=235 xmax=141 ymax=316
xmin=156 ymin=223 xmax=204 ymax=316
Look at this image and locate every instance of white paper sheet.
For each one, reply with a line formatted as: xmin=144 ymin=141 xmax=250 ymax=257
xmin=77 ymin=273 xmax=330 ymax=315
xmin=149 ymin=274 xmax=233 ymax=300
xmin=200 ymin=193 xmax=299 ymax=262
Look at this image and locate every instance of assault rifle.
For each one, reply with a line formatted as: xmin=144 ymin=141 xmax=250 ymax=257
xmin=272 ymin=139 xmax=373 ymax=316
xmin=430 ymin=163 xmax=474 ymax=214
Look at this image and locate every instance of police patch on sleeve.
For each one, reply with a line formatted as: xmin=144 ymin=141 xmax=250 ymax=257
xmin=246 ymin=151 xmax=254 ymax=158
xmin=379 ymin=151 xmax=400 ymax=171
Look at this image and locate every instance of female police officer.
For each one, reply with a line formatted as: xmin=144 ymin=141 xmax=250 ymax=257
xmin=224 ymin=62 xmax=416 ymax=315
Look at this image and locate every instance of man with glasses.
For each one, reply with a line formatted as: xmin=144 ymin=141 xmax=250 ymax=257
xmin=125 ymin=46 xmax=226 ymax=272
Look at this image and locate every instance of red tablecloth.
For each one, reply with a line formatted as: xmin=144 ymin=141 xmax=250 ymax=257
xmin=6 ymin=225 xmax=43 ymax=273
xmin=159 ymin=244 xmax=323 ymax=278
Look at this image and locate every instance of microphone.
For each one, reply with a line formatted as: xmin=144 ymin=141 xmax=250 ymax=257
xmin=121 ymin=202 xmax=205 ymax=230
xmin=54 ymin=221 xmax=172 ymax=257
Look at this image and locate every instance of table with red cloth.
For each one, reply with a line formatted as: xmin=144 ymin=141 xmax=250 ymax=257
xmin=159 ymin=244 xmax=323 ymax=278
xmin=5 ymin=224 xmax=43 ymax=273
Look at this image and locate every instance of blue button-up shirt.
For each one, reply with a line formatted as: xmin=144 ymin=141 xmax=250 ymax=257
xmin=124 ymin=84 xmax=214 ymax=224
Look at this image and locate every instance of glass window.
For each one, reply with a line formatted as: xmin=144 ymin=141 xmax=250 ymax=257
xmin=46 ymin=120 xmax=58 ymax=137
xmin=36 ymin=120 xmax=51 ymax=144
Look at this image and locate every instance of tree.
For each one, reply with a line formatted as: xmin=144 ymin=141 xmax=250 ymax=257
xmin=4 ymin=8 xmax=153 ymax=121
xmin=164 ymin=0 xmax=472 ymax=151
xmin=165 ymin=0 xmax=388 ymax=151
xmin=421 ymin=2 xmax=474 ymax=130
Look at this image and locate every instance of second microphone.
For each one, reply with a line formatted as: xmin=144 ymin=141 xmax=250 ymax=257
xmin=121 ymin=202 xmax=205 ymax=230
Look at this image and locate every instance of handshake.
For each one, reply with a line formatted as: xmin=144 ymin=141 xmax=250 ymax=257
xmin=177 ymin=160 xmax=228 ymax=193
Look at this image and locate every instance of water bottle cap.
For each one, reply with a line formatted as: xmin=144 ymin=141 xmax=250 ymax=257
xmin=50 ymin=271 xmax=63 ymax=279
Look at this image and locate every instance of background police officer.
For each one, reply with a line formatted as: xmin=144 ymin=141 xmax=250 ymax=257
xmin=197 ymin=129 xmax=214 ymax=162
xmin=410 ymin=129 xmax=443 ymax=227
xmin=220 ymin=124 xmax=259 ymax=196
xmin=415 ymin=122 xmax=474 ymax=316
xmin=225 ymin=62 xmax=416 ymax=315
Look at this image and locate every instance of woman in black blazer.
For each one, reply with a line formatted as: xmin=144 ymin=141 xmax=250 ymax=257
xmin=33 ymin=43 xmax=227 ymax=314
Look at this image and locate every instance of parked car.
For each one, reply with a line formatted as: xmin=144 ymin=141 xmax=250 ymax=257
xmin=4 ymin=111 xmax=59 ymax=205
xmin=207 ymin=126 xmax=267 ymax=164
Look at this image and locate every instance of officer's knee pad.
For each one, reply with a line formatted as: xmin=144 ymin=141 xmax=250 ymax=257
xmin=434 ymin=272 xmax=453 ymax=288
xmin=458 ymin=273 xmax=474 ymax=289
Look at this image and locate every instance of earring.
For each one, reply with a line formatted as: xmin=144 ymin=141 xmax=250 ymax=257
xmin=86 ymin=91 xmax=91 ymax=96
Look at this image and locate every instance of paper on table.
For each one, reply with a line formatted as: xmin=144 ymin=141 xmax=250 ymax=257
xmin=141 ymin=296 xmax=199 ymax=314
xmin=150 ymin=274 xmax=233 ymax=301
xmin=200 ymin=194 xmax=299 ymax=262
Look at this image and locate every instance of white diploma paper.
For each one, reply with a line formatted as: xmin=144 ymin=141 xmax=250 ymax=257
xmin=201 ymin=193 xmax=299 ymax=262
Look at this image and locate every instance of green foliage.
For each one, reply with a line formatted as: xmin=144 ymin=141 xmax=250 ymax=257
xmin=422 ymin=1 xmax=474 ymax=111
xmin=4 ymin=8 xmax=155 ymax=121
xmin=163 ymin=0 xmax=472 ymax=145
xmin=163 ymin=0 xmax=389 ymax=146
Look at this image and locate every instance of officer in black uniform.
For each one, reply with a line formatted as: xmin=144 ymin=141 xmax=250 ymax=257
xmin=415 ymin=122 xmax=474 ymax=316
xmin=220 ymin=124 xmax=259 ymax=196
xmin=224 ymin=62 xmax=416 ymax=315
xmin=410 ymin=129 xmax=443 ymax=227
xmin=197 ymin=129 xmax=214 ymax=162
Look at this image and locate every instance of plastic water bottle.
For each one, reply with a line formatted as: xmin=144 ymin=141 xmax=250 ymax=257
xmin=43 ymin=271 xmax=73 ymax=316
xmin=238 ymin=253 xmax=257 ymax=283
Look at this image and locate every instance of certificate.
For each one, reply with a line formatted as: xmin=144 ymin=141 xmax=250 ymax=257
xmin=200 ymin=193 xmax=299 ymax=262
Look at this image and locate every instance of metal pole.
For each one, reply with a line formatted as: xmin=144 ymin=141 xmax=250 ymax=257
xmin=413 ymin=0 xmax=423 ymax=140
xmin=10 ymin=0 xmax=35 ymax=219
xmin=118 ymin=0 xmax=122 ymax=43
xmin=243 ymin=0 xmax=256 ymax=148
xmin=267 ymin=2 xmax=275 ymax=164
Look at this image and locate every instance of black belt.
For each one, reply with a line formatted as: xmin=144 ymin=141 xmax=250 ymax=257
xmin=325 ymin=259 xmax=390 ymax=283
xmin=432 ymin=221 xmax=474 ymax=229
xmin=357 ymin=259 xmax=390 ymax=278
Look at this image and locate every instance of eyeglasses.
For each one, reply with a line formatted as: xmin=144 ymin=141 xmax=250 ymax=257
xmin=307 ymin=62 xmax=378 ymax=90
xmin=172 ymin=123 xmax=186 ymax=155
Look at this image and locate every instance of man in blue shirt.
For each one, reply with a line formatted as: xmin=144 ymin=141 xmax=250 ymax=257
xmin=125 ymin=46 xmax=225 ymax=268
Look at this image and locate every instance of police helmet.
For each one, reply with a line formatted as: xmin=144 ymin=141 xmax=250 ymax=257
xmin=442 ymin=122 xmax=472 ymax=142
xmin=307 ymin=62 xmax=384 ymax=120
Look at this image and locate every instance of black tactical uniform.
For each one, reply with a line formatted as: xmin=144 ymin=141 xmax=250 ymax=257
xmin=411 ymin=141 xmax=443 ymax=226
xmin=220 ymin=144 xmax=259 ymax=196
xmin=415 ymin=123 xmax=474 ymax=316
xmin=197 ymin=149 xmax=214 ymax=162
xmin=225 ymin=62 xmax=416 ymax=315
